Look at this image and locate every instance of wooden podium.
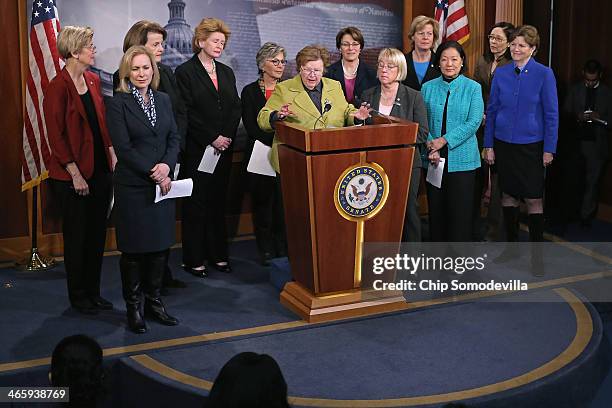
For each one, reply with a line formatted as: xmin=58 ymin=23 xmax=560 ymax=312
xmin=276 ymin=116 xmax=418 ymax=322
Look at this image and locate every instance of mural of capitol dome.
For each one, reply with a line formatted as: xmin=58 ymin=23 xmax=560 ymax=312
xmin=162 ymin=0 xmax=194 ymax=70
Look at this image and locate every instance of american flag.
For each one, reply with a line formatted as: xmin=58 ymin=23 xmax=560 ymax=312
xmin=20 ymin=0 xmax=64 ymax=191
xmin=434 ymin=0 xmax=470 ymax=48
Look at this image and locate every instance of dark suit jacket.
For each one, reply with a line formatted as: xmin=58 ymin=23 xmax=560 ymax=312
xmin=106 ymin=90 xmax=180 ymax=186
xmin=402 ymin=51 xmax=440 ymax=91
xmin=113 ymin=63 xmax=187 ymax=140
xmin=564 ymin=81 xmax=611 ymax=159
xmin=174 ymin=55 xmax=241 ymax=162
xmin=241 ymin=80 xmax=274 ymax=147
xmin=325 ymin=59 xmax=378 ymax=104
xmin=44 ymin=68 xmax=113 ymax=181
xmin=360 ymin=84 xmax=429 ymax=168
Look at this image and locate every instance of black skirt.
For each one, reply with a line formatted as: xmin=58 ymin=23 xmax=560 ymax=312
xmin=494 ymin=139 xmax=545 ymax=199
xmin=114 ymin=183 xmax=175 ymax=253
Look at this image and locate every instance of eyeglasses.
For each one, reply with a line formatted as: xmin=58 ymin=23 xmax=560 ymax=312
xmin=377 ymin=62 xmax=398 ymax=70
xmin=85 ymin=43 xmax=96 ymax=52
xmin=267 ymin=59 xmax=287 ymax=67
xmin=301 ymin=67 xmax=323 ymax=76
xmin=415 ymin=31 xmax=433 ymax=38
xmin=487 ymin=35 xmax=506 ymax=43
xmin=340 ymin=42 xmax=361 ymax=49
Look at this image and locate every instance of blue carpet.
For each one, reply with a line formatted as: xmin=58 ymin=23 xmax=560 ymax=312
xmin=118 ymin=289 xmax=607 ymax=407
xmin=0 ymin=240 xmax=296 ymax=366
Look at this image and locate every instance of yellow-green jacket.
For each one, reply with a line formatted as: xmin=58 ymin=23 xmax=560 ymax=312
xmin=257 ymin=75 xmax=358 ymax=172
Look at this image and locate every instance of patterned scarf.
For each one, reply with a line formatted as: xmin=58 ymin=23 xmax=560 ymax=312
xmin=129 ymin=83 xmax=156 ymax=127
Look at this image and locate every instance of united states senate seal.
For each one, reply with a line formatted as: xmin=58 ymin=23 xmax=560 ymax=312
xmin=334 ymin=162 xmax=389 ymax=221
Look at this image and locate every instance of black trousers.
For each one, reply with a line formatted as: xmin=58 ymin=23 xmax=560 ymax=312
xmin=249 ymin=172 xmax=287 ymax=256
xmin=402 ymin=167 xmax=422 ymax=242
xmin=51 ymin=172 xmax=111 ymax=305
xmin=427 ymin=168 xmax=476 ymax=242
xmin=181 ymin=152 xmax=232 ymax=267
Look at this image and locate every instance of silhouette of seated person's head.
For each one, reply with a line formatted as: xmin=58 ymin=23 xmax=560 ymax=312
xmin=50 ymin=334 xmax=105 ymax=407
xmin=206 ymin=352 xmax=290 ymax=408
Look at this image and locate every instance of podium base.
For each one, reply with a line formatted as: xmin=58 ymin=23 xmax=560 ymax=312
xmin=280 ymin=282 xmax=407 ymax=323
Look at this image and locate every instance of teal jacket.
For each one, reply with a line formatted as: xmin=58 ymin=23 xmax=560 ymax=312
xmin=421 ymin=75 xmax=484 ymax=172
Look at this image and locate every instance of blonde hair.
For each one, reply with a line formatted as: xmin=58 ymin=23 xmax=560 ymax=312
xmin=192 ymin=18 xmax=231 ymax=53
xmin=116 ymin=46 xmax=159 ymax=93
xmin=295 ymin=45 xmax=330 ymax=72
xmin=57 ymin=26 xmax=94 ymax=59
xmin=408 ymin=16 xmax=439 ymax=50
xmin=377 ymin=48 xmax=408 ymax=82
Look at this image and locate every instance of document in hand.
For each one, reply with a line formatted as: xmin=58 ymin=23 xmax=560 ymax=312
xmin=426 ymin=158 xmax=445 ymax=188
xmin=197 ymin=145 xmax=220 ymax=173
xmin=154 ymin=178 xmax=194 ymax=203
xmin=247 ymin=140 xmax=276 ymax=177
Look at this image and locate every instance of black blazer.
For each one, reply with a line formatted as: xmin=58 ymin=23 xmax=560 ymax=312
xmin=325 ymin=59 xmax=378 ymax=104
xmin=402 ymin=51 xmax=440 ymax=91
xmin=113 ymin=63 xmax=187 ymax=141
xmin=241 ymin=80 xmax=274 ymax=147
xmin=106 ymin=90 xmax=180 ymax=186
xmin=175 ymin=55 xmax=241 ymax=160
xmin=360 ymin=84 xmax=429 ymax=168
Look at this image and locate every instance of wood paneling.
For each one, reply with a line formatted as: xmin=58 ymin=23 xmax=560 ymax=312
xmin=0 ymin=0 xmax=29 ymax=241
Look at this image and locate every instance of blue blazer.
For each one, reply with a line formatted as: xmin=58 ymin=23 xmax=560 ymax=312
xmin=421 ymin=75 xmax=484 ymax=172
xmin=106 ymin=90 xmax=181 ymax=186
xmin=483 ymin=58 xmax=559 ymax=153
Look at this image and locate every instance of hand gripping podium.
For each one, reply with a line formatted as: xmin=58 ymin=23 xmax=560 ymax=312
xmin=275 ymin=116 xmax=418 ymax=322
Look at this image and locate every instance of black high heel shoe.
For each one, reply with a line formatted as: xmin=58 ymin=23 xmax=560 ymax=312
xmin=183 ymin=264 xmax=207 ymax=278
xmin=213 ymin=262 xmax=232 ymax=273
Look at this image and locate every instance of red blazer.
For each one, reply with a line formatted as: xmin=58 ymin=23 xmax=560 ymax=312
xmin=44 ymin=68 xmax=113 ymax=181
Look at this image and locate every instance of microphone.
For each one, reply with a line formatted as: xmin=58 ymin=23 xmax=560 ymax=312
xmin=514 ymin=66 xmax=521 ymax=75
xmin=313 ymin=99 xmax=332 ymax=130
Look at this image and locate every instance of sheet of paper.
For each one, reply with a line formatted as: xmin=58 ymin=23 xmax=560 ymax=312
xmin=154 ymin=178 xmax=194 ymax=203
xmin=246 ymin=140 xmax=276 ymax=177
xmin=197 ymin=145 xmax=220 ymax=174
xmin=426 ymin=158 xmax=445 ymax=189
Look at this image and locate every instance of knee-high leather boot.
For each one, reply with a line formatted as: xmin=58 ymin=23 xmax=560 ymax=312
xmin=120 ymin=254 xmax=147 ymax=333
xmin=144 ymin=251 xmax=179 ymax=326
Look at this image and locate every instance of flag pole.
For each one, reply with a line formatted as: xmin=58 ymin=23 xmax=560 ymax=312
xmin=15 ymin=0 xmax=54 ymax=271
xmin=16 ymin=185 xmax=55 ymax=271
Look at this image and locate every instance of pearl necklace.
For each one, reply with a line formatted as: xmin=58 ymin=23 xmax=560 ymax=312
xmin=204 ymin=59 xmax=216 ymax=75
xmin=342 ymin=59 xmax=358 ymax=77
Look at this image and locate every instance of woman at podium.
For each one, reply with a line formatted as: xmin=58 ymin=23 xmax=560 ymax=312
xmin=422 ymin=41 xmax=484 ymax=242
xmin=257 ymin=45 xmax=371 ymax=173
xmin=360 ymin=48 xmax=429 ymax=242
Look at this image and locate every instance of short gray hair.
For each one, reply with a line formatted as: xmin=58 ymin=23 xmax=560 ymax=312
xmin=256 ymin=42 xmax=286 ymax=72
xmin=57 ymin=26 xmax=93 ymax=59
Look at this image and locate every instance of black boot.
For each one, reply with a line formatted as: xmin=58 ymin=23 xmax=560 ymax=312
xmin=529 ymin=213 xmax=545 ymax=277
xmin=144 ymin=252 xmax=179 ymax=326
xmin=494 ymin=206 xmax=520 ymax=263
xmin=120 ymin=254 xmax=147 ymax=333
xmin=162 ymin=249 xmax=186 ymax=294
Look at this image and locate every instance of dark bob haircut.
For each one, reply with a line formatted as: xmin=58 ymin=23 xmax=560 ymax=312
xmin=436 ymin=40 xmax=467 ymax=75
xmin=335 ymin=26 xmax=365 ymax=50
